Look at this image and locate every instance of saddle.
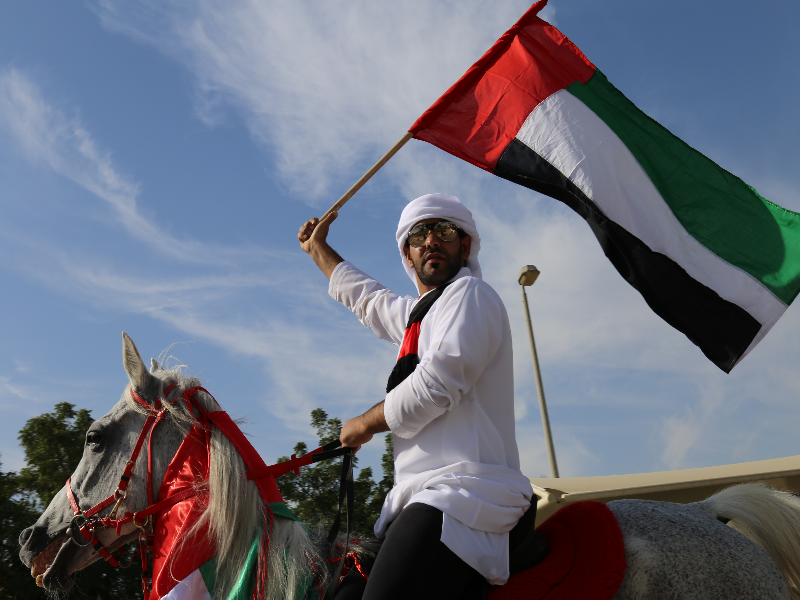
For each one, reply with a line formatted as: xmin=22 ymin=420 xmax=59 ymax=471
xmin=333 ymin=501 xmax=625 ymax=600
xmin=489 ymin=501 xmax=627 ymax=600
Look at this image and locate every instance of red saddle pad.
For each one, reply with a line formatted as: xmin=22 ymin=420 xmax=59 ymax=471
xmin=489 ymin=501 xmax=626 ymax=600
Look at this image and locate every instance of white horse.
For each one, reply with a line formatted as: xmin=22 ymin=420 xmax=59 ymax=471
xmin=18 ymin=333 xmax=800 ymax=600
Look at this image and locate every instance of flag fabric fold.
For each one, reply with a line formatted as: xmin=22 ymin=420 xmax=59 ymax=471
xmin=409 ymin=0 xmax=800 ymax=372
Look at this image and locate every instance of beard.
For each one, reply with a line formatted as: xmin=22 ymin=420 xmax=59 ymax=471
xmin=411 ymin=240 xmax=464 ymax=288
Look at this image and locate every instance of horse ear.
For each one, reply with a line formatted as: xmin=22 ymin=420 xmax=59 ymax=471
xmin=150 ymin=358 xmax=163 ymax=374
xmin=122 ymin=332 xmax=154 ymax=391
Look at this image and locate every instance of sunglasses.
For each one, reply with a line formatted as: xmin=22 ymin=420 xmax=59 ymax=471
xmin=406 ymin=221 xmax=462 ymax=248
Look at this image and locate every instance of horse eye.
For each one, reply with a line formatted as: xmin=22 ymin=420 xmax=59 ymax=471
xmin=86 ymin=431 xmax=103 ymax=448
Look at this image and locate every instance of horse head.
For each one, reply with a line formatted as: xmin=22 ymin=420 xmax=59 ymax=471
xmin=18 ymin=333 xmax=194 ymax=592
xmin=18 ymin=332 xmax=331 ymax=600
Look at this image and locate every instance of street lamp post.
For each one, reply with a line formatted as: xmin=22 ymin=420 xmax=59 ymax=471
xmin=519 ymin=265 xmax=559 ymax=478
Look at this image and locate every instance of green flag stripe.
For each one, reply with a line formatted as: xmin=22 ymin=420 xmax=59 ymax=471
xmin=199 ymin=539 xmax=258 ymax=600
xmin=199 ymin=559 xmax=217 ymax=599
xmin=567 ymin=70 xmax=800 ymax=305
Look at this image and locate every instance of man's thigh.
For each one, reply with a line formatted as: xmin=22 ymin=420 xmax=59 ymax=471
xmin=359 ymin=503 xmax=487 ymax=600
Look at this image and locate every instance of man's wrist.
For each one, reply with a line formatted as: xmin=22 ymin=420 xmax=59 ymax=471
xmin=310 ymin=242 xmax=344 ymax=279
xmin=360 ymin=401 xmax=389 ymax=434
xmin=357 ymin=413 xmax=372 ymax=436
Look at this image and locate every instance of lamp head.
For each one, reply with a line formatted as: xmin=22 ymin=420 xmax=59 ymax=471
xmin=518 ymin=265 xmax=540 ymax=286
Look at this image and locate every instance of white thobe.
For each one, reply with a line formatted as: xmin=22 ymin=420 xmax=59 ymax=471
xmin=329 ymin=261 xmax=533 ymax=585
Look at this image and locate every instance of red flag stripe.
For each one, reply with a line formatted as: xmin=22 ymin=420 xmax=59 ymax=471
xmin=409 ymin=0 xmax=594 ymax=171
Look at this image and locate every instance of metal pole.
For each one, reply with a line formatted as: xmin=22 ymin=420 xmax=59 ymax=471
xmin=521 ymin=286 xmax=559 ymax=478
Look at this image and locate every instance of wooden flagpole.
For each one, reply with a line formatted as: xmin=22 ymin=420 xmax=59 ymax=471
xmin=319 ymin=131 xmax=414 ymax=222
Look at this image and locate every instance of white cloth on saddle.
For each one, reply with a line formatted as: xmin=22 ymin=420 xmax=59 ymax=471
xmin=395 ymin=193 xmax=483 ymax=293
xmin=329 ymin=260 xmax=532 ymax=585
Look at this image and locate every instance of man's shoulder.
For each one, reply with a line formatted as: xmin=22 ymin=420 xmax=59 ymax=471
xmin=440 ymin=275 xmax=504 ymax=306
xmin=433 ymin=276 xmax=511 ymax=335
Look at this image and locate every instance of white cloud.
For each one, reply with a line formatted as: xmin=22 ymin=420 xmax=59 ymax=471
xmin=0 ymin=68 xmax=273 ymax=267
xmin=517 ymin=422 xmax=596 ymax=479
xmin=0 ymin=65 xmax=392 ymax=441
xmin=90 ymin=0 xmax=537 ymax=199
xmin=0 ymin=375 xmax=40 ymax=406
xmin=0 ymin=229 xmax=396 ymax=436
xmin=0 ymin=69 xmax=140 ymax=209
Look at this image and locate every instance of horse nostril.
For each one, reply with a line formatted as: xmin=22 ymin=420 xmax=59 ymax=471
xmin=19 ymin=526 xmax=34 ymax=546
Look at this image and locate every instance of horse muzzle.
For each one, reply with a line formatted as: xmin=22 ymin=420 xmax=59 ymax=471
xmin=19 ymin=524 xmax=77 ymax=591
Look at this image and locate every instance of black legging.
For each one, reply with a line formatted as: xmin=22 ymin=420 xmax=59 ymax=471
xmin=335 ymin=503 xmax=487 ymax=600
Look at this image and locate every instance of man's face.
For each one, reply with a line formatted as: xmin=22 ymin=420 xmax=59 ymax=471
xmin=403 ymin=218 xmax=472 ymax=290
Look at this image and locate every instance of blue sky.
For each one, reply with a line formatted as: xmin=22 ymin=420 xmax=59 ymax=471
xmin=1 ymin=1 xmax=799 ymax=485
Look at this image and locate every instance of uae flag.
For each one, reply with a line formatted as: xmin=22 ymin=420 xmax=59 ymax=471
xmin=409 ymin=0 xmax=800 ymax=373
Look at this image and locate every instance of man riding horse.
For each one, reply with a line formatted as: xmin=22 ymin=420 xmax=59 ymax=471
xmin=299 ymin=193 xmax=536 ymax=600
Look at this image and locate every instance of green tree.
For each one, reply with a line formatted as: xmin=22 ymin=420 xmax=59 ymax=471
xmin=7 ymin=403 xmax=144 ymax=599
xmin=0 ymin=458 xmax=41 ymax=600
xmin=17 ymin=403 xmax=94 ymax=505
xmin=276 ymin=409 xmax=394 ymax=536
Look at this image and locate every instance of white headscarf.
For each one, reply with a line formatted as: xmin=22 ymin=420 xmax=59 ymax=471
xmin=396 ymin=193 xmax=482 ymax=293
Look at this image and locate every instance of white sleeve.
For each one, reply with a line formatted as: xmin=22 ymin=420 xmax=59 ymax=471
xmin=328 ymin=261 xmax=415 ymax=345
xmin=384 ymin=278 xmax=506 ymax=439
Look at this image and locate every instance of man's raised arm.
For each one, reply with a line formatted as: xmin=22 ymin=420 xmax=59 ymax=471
xmin=298 ymin=211 xmax=344 ymax=279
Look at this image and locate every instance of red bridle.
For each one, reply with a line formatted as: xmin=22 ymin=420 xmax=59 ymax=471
xmin=63 ymin=382 xmax=347 ymax=596
xmin=64 ymin=383 xmax=195 ymax=589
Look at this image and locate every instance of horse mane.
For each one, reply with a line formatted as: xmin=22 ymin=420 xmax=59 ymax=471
xmin=125 ymin=365 xmax=330 ymax=600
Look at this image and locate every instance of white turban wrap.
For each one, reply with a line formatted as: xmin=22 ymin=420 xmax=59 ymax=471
xmin=396 ymin=193 xmax=482 ymax=293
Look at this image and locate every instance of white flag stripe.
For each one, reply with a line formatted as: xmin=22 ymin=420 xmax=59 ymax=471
xmin=515 ymin=90 xmax=786 ymax=329
xmin=732 ymin=304 xmax=784 ymax=366
xmin=160 ymin=568 xmax=213 ymax=600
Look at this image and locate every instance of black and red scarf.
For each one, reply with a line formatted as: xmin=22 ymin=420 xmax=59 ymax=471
xmin=386 ymin=282 xmax=452 ymax=393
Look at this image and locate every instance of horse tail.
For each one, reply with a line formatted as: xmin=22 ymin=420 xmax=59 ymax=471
xmin=699 ymin=482 xmax=800 ymax=600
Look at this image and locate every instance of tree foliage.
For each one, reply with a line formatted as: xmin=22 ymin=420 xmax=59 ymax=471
xmin=17 ymin=402 xmax=94 ymax=507
xmin=2 ymin=403 xmax=144 ymax=600
xmin=276 ymin=409 xmax=394 ymax=536
xmin=0 ymin=459 xmax=40 ymax=599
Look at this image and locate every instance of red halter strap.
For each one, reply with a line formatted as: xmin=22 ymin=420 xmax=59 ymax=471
xmin=63 ymin=383 xmax=180 ymax=572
